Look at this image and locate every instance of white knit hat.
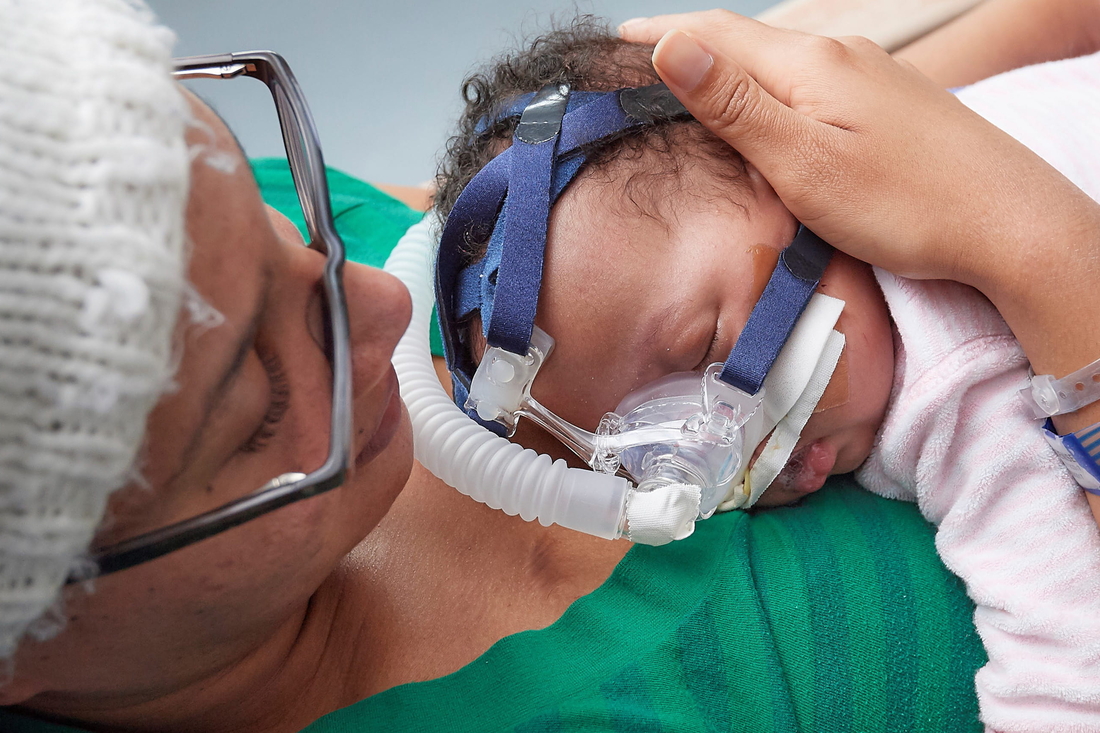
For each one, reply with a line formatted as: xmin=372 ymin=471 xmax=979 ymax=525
xmin=0 ymin=0 xmax=189 ymax=658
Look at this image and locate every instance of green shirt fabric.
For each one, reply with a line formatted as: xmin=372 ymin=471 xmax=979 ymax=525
xmin=0 ymin=166 xmax=985 ymax=733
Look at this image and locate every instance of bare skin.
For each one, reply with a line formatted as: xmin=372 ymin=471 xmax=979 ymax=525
xmin=894 ymin=0 xmax=1100 ymax=88
xmin=0 ymin=93 xmax=422 ymax=730
xmin=331 ymin=3 xmax=1100 ymax=703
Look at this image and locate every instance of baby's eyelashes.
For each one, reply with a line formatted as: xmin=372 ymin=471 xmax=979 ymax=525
xmin=694 ymin=316 xmax=728 ymax=371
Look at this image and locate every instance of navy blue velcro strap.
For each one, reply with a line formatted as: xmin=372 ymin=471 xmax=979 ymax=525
xmin=453 ymin=152 xmax=588 ymax=332
xmin=474 ymin=90 xmax=611 ymax=135
xmin=486 ymin=136 xmax=557 ymax=353
xmin=454 ymin=217 xmax=505 ymax=322
xmin=477 ymin=208 xmax=509 ymax=332
xmin=474 ymin=92 xmax=535 ymax=135
xmin=558 ymin=92 xmax=631 ymax=152
xmin=474 ymin=84 xmax=686 ymax=135
xmin=436 ymin=150 xmax=512 ymax=371
xmin=484 ymin=83 xmax=570 ymax=353
xmin=719 ymin=225 xmax=833 ymax=394
xmin=454 ymin=262 xmax=484 ymax=321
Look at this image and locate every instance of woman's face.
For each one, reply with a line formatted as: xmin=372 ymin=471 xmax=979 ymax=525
xmin=7 ymin=93 xmax=413 ymax=707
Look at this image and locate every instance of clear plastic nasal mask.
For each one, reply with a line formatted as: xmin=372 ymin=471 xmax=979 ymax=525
xmin=420 ymin=81 xmax=845 ymax=545
xmin=469 ymin=330 xmax=768 ymax=518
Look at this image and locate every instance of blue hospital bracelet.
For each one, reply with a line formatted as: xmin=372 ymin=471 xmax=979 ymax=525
xmin=1043 ymin=419 xmax=1100 ymax=495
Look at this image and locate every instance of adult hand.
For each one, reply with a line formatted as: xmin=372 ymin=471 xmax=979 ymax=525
xmin=619 ymin=11 xmax=1100 ymax=299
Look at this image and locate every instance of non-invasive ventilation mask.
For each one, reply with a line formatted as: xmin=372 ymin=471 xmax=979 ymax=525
xmin=388 ymin=81 xmax=846 ymax=546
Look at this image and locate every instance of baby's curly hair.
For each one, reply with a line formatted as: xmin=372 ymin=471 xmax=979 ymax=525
xmin=434 ymin=16 xmax=749 ymax=230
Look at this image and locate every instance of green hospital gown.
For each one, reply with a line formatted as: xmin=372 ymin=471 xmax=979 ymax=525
xmin=0 ymin=163 xmax=985 ymax=733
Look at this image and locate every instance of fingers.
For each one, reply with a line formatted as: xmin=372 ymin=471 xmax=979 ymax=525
xmin=623 ymin=12 xmax=830 ymax=107
xmin=620 ymin=11 xmax=805 ymax=77
xmin=652 ymin=29 xmax=714 ymax=92
xmin=619 ymin=9 xmax=752 ymax=45
xmin=649 ymin=30 xmax=818 ymax=186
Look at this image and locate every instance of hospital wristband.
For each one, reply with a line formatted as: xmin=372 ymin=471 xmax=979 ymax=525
xmin=1043 ymin=419 xmax=1100 ymax=495
xmin=1020 ymin=356 xmax=1100 ymax=418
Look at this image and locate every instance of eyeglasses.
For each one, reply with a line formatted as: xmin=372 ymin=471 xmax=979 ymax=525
xmin=68 ymin=52 xmax=353 ymax=584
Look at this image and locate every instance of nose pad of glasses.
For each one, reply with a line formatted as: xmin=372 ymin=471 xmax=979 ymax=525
xmin=256 ymin=471 xmax=308 ymax=493
xmin=300 ymin=276 xmax=334 ymax=366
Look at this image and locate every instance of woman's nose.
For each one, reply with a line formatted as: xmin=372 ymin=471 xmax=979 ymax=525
xmin=266 ymin=204 xmax=411 ymax=398
xmin=342 ymin=260 xmax=412 ymax=395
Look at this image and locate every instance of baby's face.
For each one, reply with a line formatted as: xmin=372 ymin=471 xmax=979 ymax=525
xmin=528 ymin=154 xmax=896 ymax=506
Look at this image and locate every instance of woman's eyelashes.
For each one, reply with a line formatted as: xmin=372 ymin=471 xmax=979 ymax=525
xmin=241 ymin=352 xmax=291 ymax=453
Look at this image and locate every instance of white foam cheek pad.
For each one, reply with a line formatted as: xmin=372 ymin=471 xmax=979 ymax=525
xmin=719 ymin=294 xmax=845 ymax=511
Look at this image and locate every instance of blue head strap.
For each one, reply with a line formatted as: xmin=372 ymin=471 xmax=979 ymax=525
xmin=436 ymin=82 xmax=832 ymax=429
xmin=437 ymin=82 xmax=693 ymax=427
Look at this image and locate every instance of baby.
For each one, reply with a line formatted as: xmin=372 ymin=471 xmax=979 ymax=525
xmin=435 ymin=20 xmax=1100 ymax=732
xmin=437 ymin=23 xmax=909 ymax=507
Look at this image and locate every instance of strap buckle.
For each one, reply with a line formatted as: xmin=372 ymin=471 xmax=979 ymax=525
xmin=1020 ymin=357 xmax=1100 ymax=418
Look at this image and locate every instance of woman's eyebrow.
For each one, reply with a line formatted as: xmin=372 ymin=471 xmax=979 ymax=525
xmin=209 ymin=261 xmax=274 ymax=415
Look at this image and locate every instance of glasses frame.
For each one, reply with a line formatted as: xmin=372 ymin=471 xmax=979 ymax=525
xmin=68 ymin=51 xmax=353 ymax=584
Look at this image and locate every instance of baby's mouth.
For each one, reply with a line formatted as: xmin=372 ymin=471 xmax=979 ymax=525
xmin=769 ymin=440 xmax=837 ymax=496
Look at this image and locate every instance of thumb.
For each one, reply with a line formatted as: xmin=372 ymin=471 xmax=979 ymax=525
xmin=651 ymin=30 xmax=815 ymax=189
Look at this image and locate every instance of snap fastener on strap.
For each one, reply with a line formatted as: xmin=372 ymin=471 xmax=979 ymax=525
xmin=619 ymin=83 xmax=692 ymax=123
xmin=515 ymin=82 xmax=571 ymax=144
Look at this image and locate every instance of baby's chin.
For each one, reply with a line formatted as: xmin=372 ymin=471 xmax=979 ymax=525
xmin=752 ymin=439 xmax=838 ymax=508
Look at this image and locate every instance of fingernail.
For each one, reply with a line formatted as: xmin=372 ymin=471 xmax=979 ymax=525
xmin=653 ymin=30 xmax=713 ymax=92
xmin=618 ymin=17 xmax=648 ymax=34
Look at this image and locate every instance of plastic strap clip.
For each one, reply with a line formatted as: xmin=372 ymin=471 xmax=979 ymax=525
xmin=514 ymin=83 xmax=571 ymax=144
xmin=619 ymin=83 xmax=692 ymax=123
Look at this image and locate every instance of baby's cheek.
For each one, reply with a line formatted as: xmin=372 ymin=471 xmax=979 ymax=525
xmin=833 ymin=423 xmax=881 ymax=474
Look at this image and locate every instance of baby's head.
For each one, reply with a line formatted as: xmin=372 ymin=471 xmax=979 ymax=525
xmin=437 ymin=20 xmax=896 ymax=507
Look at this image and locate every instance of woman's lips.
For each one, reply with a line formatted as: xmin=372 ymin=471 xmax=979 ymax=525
xmin=354 ymin=367 xmax=404 ymax=469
